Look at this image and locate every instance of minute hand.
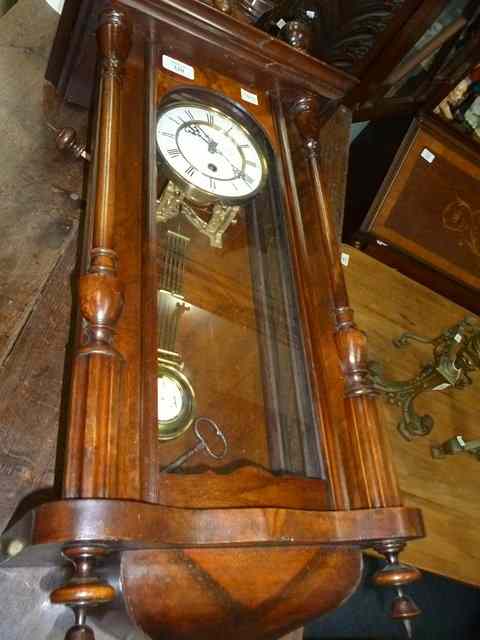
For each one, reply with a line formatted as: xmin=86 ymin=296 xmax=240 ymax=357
xmin=213 ymin=146 xmax=243 ymax=177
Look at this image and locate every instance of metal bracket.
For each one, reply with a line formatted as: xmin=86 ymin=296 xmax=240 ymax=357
xmin=432 ymin=435 xmax=480 ymax=461
xmin=369 ymin=316 xmax=480 ymax=441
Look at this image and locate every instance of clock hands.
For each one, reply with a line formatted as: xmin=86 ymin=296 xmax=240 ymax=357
xmin=184 ymin=121 xmax=248 ymax=179
xmin=184 ymin=122 xmax=217 ymax=152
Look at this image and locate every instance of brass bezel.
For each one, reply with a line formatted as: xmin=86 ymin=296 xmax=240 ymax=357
xmin=157 ymin=362 xmax=196 ymax=441
xmin=156 ymin=100 xmax=269 ymax=206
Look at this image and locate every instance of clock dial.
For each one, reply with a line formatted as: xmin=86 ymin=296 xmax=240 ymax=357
xmin=157 ymin=374 xmax=185 ymax=423
xmin=156 ymin=102 xmax=267 ymax=201
xmin=156 ymin=364 xmax=196 ymax=440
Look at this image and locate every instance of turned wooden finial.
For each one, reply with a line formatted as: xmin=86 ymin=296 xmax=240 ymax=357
xmin=214 ymin=0 xmax=232 ymax=13
xmin=51 ymin=546 xmax=116 ymax=640
xmin=280 ymin=20 xmax=313 ymax=52
xmin=373 ymin=542 xmax=422 ymax=638
xmin=289 ymin=95 xmax=338 ymax=154
xmin=97 ymin=3 xmax=132 ymax=66
xmin=65 ymin=625 xmax=95 ymax=640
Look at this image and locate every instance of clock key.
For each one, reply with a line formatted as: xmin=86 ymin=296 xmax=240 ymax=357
xmin=160 ymin=417 xmax=228 ymax=474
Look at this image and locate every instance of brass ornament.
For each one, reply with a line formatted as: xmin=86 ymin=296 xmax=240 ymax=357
xmin=156 ymin=180 xmax=240 ymax=249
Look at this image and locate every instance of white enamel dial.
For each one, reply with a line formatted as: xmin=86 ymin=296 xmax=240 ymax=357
xmin=156 ymin=102 xmax=267 ymax=201
xmin=157 ymin=374 xmax=185 ymax=423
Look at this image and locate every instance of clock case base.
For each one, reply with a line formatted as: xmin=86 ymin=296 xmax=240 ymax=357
xmin=2 ymin=492 xmax=423 ymax=640
xmin=0 ymin=2 xmax=425 ymax=639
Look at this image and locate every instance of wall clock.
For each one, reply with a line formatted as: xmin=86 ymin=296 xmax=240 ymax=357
xmin=0 ymin=2 xmax=425 ymax=639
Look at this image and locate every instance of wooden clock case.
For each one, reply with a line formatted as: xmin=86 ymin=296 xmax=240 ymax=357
xmin=0 ymin=2 xmax=424 ymax=639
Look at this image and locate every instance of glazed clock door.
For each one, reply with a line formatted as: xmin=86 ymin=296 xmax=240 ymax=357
xmin=152 ymin=84 xmax=324 ymax=479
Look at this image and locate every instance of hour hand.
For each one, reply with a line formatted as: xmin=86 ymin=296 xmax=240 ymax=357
xmin=185 ymin=123 xmax=210 ymax=144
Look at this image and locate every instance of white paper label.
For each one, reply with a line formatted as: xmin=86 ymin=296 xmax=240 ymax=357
xmin=454 ymin=333 xmax=462 ymax=343
xmin=276 ymin=18 xmax=286 ymax=29
xmin=162 ymin=54 xmax=195 ymax=80
xmin=432 ymin=382 xmax=451 ymax=391
xmin=457 ymin=435 xmax=466 ymax=447
xmin=306 ymin=10 xmax=315 ymax=18
xmin=376 ymin=239 xmax=389 ymax=247
xmin=421 ymin=147 xmax=435 ymax=164
xmin=240 ymin=88 xmax=259 ymax=106
xmin=341 ymin=252 xmax=350 ymax=267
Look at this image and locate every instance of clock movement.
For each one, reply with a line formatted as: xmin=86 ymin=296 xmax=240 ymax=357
xmin=0 ymin=1 xmax=425 ymax=639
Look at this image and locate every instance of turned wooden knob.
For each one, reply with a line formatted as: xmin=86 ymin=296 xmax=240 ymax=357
xmin=54 ymin=126 xmax=90 ymax=161
xmin=65 ymin=625 xmax=95 ymax=640
xmin=56 ymin=127 xmax=77 ymax=150
xmin=51 ymin=580 xmax=116 ymax=606
xmin=373 ymin=562 xmax=421 ymax=588
xmin=391 ymin=595 xmax=421 ymax=619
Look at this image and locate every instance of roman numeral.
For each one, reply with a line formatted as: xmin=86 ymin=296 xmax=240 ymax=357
xmin=160 ymin=131 xmax=175 ymax=139
xmin=242 ymin=174 xmax=254 ymax=186
xmin=246 ymin=160 xmax=256 ymax=168
xmin=209 ymin=177 xmax=216 ymax=190
xmin=185 ymin=109 xmax=195 ymax=121
xmin=185 ymin=165 xmax=196 ymax=177
xmin=239 ymin=144 xmax=250 ymax=150
xmin=206 ymin=112 xmax=214 ymax=126
xmin=167 ymin=148 xmax=181 ymax=158
xmin=225 ymin=126 xmax=233 ymax=136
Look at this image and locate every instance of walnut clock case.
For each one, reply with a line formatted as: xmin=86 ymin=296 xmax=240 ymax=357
xmin=0 ymin=2 xmax=424 ymax=639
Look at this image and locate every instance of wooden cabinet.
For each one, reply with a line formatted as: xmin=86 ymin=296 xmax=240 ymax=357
xmin=363 ymin=115 xmax=480 ymax=291
xmin=348 ymin=115 xmax=480 ymax=314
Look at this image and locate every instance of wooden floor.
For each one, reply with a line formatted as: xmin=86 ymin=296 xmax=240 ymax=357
xmin=0 ymin=0 xmax=85 ymax=533
xmin=343 ymin=244 xmax=480 ymax=587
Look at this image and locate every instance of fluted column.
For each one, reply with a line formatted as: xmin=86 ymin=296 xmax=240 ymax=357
xmin=63 ymin=5 xmax=132 ymax=500
xmin=289 ymin=94 xmax=421 ymax=635
xmin=54 ymin=8 xmax=132 ymax=639
xmin=290 ymin=94 xmax=401 ymax=510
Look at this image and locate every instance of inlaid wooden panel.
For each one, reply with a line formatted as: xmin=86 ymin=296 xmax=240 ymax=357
xmin=122 ymin=547 xmax=362 ymax=640
xmin=364 ymin=117 xmax=480 ymax=292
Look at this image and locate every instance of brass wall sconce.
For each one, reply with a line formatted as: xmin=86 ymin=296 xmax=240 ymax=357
xmin=369 ymin=317 xmax=480 ymax=441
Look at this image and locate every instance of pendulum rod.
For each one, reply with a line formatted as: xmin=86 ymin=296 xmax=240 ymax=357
xmin=158 ymin=230 xmax=191 ymax=359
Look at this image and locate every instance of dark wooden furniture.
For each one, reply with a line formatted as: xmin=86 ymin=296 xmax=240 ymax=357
xmin=346 ymin=0 xmax=480 ymax=123
xmin=247 ymin=0 xmax=480 ymax=125
xmin=46 ymin=0 xmax=428 ymax=109
xmin=347 ymin=114 xmax=480 ymax=315
xmin=1 ymin=2 xmax=424 ymax=639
